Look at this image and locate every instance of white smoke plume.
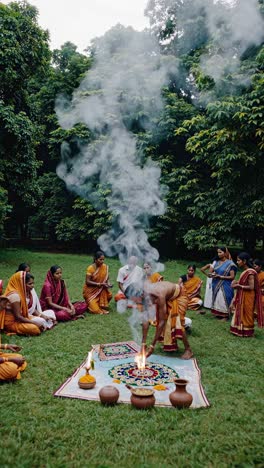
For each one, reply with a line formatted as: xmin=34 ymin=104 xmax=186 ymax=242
xmin=56 ymin=27 xmax=176 ymax=267
xmin=200 ymin=0 xmax=264 ymax=85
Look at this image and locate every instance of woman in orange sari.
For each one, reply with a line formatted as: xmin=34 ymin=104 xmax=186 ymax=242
xmin=1 ymin=272 xmax=41 ymax=336
xmin=83 ymin=251 xmax=112 ymax=315
xmin=0 ymin=296 xmax=27 ymax=381
xmin=253 ymin=259 xmax=264 ymax=315
xmin=143 ymin=262 xmax=163 ymax=283
xmin=178 ymin=265 xmax=203 ymax=310
xmin=231 ymin=252 xmax=263 ymax=337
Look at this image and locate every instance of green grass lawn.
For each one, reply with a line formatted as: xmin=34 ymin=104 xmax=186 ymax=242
xmin=0 ymin=248 xmax=263 ymax=468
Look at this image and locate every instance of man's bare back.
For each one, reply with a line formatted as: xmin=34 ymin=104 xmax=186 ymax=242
xmin=142 ymin=280 xmax=193 ymax=360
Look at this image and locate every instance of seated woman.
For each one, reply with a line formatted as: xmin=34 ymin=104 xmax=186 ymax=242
xmin=40 ymin=265 xmax=85 ymax=322
xmin=0 ymin=295 xmax=27 ymax=381
xmin=17 ymin=263 xmax=57 ymax=329
xmin=83 ymin=251 xmax=112 ymax=315
xmin=1 ymin=272 xmax=41 ymax=336
xmin=143 ymin=262 xmax=163 ymax=283
xmin=231 ymin=252 xmax=263 ymax=337
xmin=253 ymin=259 xmax=264 ymax=315
xmin=178 ymin=265 xmax=203 ymax=311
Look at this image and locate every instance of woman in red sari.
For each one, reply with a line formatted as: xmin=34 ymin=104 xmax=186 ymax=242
xmin=83 ymin=251 xmax=112 ymax=315
xmin=40 ymin=265 xmax=85 ymax=322
xmin=230 ymin=252 xmax=263 ymax=337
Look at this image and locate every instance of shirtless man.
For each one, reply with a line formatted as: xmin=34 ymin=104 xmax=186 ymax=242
xmin=142 ymin=281 xmax=193 ymax=360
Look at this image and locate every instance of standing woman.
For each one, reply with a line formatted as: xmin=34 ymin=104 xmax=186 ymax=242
xmin=253 ymin=259 xmax=264 ymax=315
xmin=210 ymin=247 xmax=237 ymax=320
xmin=40 ymin=265 xmax=85 ymax=322
xmin=1 ymin=272 xmax=41 ymax=336
xmin=231 ymin=252 xmax=263 ymax=337
xmin=83 ymin=251 xmax=112 ymax=315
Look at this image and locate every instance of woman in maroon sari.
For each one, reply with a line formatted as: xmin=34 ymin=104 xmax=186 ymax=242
xmin=40 ymin=265 xmax=86 ymax=321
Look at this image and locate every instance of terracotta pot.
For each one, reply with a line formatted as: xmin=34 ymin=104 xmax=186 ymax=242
xmin=169 ymin=378 xmax=193 ymax=409
xmin=126 ymin=385 xmax=155 ymax=409
xmin=99 ymin=385 xmax=119 ymax=405
xmin=78 ymin=380 xmax=96 ymax=390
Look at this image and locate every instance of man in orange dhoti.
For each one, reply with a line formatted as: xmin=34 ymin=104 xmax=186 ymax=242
xmin=142 ymin=281 xmax=193 ymax=359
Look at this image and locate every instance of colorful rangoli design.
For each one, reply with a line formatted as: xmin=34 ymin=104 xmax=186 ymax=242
xmin=108 ymin=361 xmax=179 ymax=386
xmin=96 ymin=341 xmax=140 ymax=361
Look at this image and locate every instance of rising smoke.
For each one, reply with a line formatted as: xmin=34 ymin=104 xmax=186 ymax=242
xmin=56 ymin=1 xmax=263 ymax=267
xmin=56 ymin=27 xmax=176 ymax=267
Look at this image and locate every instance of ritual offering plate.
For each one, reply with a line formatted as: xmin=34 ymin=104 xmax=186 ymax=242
xmin=109 ymin=361 xmax=179 ymax=386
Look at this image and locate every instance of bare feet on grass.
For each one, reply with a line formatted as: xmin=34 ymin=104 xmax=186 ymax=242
xmin=181 ymin=349 xmax=194 ymax=360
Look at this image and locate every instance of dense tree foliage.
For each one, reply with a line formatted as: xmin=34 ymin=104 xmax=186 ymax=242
xmin=0 ymin=0 xmax=263 ymax=255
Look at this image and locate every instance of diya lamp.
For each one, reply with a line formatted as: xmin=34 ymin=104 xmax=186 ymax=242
xmin=78 ymin=348 xmax=96 ymax=389
xmin=128 ymin=348 xmax=155 ymax=408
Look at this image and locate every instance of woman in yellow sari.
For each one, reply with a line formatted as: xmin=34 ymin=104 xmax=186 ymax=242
xmin=1 ymin=272 xmax=41 ymax=336
xmin=231 ymin=253 xmax=263 ymax=337
xmin=178 ymin=265 xmax=203 ymax=310
xmin=83 ymin=251 xmax=112 ymax=315
xmin=253 ymin=259 xmax=264 ymax=315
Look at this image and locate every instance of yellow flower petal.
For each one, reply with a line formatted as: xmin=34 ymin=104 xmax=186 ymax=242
xmin=153 ymin=384 xmax=167 ymax=391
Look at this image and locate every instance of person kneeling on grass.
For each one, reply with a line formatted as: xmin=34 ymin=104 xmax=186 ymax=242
xmin=141 ymin=280 xmax=193 ymax=360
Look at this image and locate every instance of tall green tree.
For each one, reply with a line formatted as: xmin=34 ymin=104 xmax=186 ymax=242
xmin=0 ymin=0 xmax=50 ymax=237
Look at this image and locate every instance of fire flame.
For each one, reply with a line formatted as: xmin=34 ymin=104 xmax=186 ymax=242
xmin=85 ymin=348 xmax=94 ymax=370
xmin=135 ymin=348 xmax=146 ymax=372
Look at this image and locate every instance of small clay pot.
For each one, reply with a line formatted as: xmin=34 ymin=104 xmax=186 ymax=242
xmin=169 ymin=378 xmax=193 ymax=409
xmin=126 ymin=385 xmax=155 ymax=409
xmin=78 ymin=381 xmax=96 ymax=390
xmin=99 ymin=385 xmax=119 ymax=405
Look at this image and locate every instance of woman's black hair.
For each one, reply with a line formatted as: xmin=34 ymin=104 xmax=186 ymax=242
xmin=217 ymin=246 xmax=227 ymax=252
xmin=253 ymin=258 xmax=263 ymax=268
xmin=50 ymin=265 xmax=61 ymax=275
xmin=16 ymin=263 xmax=30 ymax=272
xmin=94 ymin=251 xmax=105 ymax=261
xmin=237 ymin=252 xmax=253 ymax=268
xmin=25 ymin=273 xmax=34 ymax=282
xmin=187 ymin=264 xmax=196 ymax=271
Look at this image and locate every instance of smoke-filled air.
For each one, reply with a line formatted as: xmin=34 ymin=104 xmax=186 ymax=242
xmin=56 ymin=28 xmax=176 ymax=267
xmin=56 ymin=0 xmax=263 ymax=264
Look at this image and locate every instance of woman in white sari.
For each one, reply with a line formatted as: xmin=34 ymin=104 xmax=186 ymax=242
xmin=17 ymin=264 xmax=57 ymax=330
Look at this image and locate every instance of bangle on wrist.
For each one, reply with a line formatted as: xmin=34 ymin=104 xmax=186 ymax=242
xmin=149 ymin=344 xmax=155 ymax=349
xmin=4 ymin=343 xmax=8 ymax=349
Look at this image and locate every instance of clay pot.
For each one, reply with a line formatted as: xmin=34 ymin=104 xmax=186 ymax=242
xmin=78 ymin=372 xmax=96 ymax=390
xmin=126 ymin=385 xmax=155 ymax=409
xmin=99 ymin=385 xmax=119 ymax=405
xmin=78 ymin=380 xmax=96 ymax=390
xmin=169 ymin=378 xmax=193 ymax=409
